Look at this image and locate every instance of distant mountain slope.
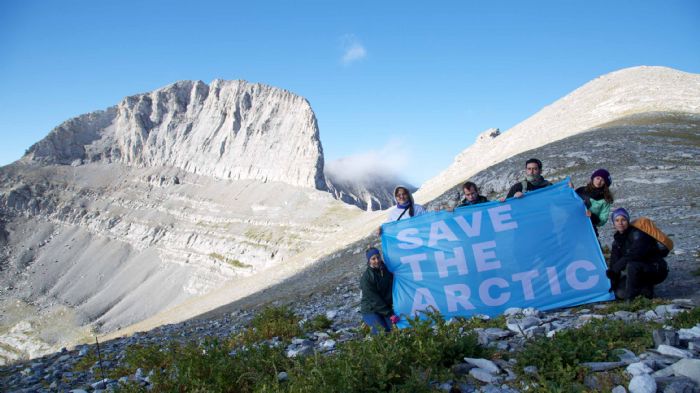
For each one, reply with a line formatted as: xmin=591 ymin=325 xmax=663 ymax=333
xmin=417 ymin=66 xmax=700 ymax=203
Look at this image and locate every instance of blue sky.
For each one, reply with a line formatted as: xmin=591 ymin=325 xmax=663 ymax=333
xmin=1 ymin=1 xmax=699 ymax=185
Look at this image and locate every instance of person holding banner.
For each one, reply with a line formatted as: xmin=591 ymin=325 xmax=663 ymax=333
xmin=607 ymin=208 xmax=669 ymax=300
xmin=576 ymin=169 xmax=614 ymax=238
xmin=360 ymin=247 xmax=399 ymax=334
xmin=378 ymin=186 xmax=426 ymax=236
xmin=386 ymin=186 xmax=426 ymax=222
xmin=456 ymin=181 xmax=488 ymax=208
xmin=501 ymin=158 xmax=552 ymax=201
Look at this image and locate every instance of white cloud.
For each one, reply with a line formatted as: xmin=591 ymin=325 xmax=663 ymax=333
xmin=340 ymin=34 xmax=367 ymax=65
xmin=325 ymin=139 xmax=411 ymax=183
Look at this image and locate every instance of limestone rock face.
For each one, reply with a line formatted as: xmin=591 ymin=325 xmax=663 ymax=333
xmin=26 ymin=80 xmax=325 ymax=189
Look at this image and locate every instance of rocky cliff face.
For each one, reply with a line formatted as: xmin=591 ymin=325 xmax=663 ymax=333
xmin=25 ymin=80 xmax=326 ymax=190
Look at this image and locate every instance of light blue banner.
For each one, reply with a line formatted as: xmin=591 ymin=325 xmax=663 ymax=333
xmin=381 ymin=179 xmax=614 ymax=326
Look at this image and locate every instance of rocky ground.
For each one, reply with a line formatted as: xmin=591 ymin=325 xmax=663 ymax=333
xmin=1 ymin=281 xmax=699 ymax=392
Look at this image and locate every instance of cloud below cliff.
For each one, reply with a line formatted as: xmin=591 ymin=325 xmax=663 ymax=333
xmin=325 ymin=139 xmax=411 ymax=184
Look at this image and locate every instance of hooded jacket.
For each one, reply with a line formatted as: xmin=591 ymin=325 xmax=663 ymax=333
xmin=360 ymin=263 xmax=394 ymax=316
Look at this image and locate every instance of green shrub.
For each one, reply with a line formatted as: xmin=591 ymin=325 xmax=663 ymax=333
xmin=234 ymin=306 xmax=303 ymax=346
xmin=515 ymin=318 xmax=657 ymax=391
xmin=117 ymin=310 xmax=488 ymax=392
xmin=302 ymin=314 xmax=333 ymax=332
xmin=669 ymin=307 xmax=700 ymax=329
xmin=284 ymin=312 xmax=487 ymax=392
xmin=599 ymin=297 xmax=666 ymax=314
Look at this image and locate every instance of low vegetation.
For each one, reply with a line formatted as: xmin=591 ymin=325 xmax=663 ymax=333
xmin=111 ymin=303 xmax=698 ymax=393
xmin=514 ymin=318 xmax=657 ymax=391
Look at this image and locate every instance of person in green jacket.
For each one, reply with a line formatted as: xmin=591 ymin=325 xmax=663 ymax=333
xmin=360 ymin=247 xmax=399 ymax=334
xmin=576 ymin=168 xmax=614 ymax=238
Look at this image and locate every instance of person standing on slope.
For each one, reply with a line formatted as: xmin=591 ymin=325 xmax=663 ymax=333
xmin=500 ymin=158 xmax=552 ymax=201
xmin=360 ymin=248 xmax=400 ymax=334
xmin=386 ymin=186 xmax=426 ymax=222
xmin=576 ymin=168 xmax=614 ymax=238
xmin=456 ymin=181 xmax=489 ymax=208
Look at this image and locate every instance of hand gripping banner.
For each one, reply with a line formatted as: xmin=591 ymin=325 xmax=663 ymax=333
xmin=381 ymin=179 xmax=614 ymax=326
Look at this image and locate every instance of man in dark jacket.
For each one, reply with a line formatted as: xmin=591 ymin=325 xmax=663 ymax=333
xmin=456 ymin=181 xmax=488 ymax=208
xmin=607 ymin=208 xmax=669 ymax=299
xmin=360 ymin=248 xmax=399 ymax=333
xmin=502 ymin=158 xmax=552 ymax=200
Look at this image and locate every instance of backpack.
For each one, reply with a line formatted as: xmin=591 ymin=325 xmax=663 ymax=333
xmin=631 ymin=217 xmax=673 ymax=253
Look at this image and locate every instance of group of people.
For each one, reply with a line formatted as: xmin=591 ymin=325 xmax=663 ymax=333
xmin=361 ymin=158 xmax=670 ymax=333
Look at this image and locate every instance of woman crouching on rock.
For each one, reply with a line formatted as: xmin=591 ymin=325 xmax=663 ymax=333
xmin=360 ymin=247 xmax=399 ymax=334
xmin=576 ymin=168 xmax=614 ymax=238
xmin=607 ymin=208 xmax=669 ymax=300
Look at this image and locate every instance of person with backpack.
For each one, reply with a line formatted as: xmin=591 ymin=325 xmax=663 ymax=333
xmin=607 ymin=208 xmax=669 ymax=300
xmin=500 ymin=158 xmax=552 ymax=201
xmin=360 ymin=247 xmax=400 ymax=334
xmin=386 ymin=186 xmax=426 ymax=222
xmin=456 ymin=181 xmax=489 ymax=208
xmin=576 ymin=169 xmax=614 ymax=238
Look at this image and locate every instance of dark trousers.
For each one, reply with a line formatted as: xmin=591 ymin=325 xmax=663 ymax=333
xmin=362 ymin=313 xmax=392 ymax=334
xmin=616 ymin=260 xmax=668 ymax=300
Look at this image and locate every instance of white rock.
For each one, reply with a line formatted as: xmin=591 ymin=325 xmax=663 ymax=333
xmin=611 ymin=386 xmax=627 ymax=393
xmin=320 ymin=339 xmax=336 ymax=351
xmin=626 ymin=362 xmax=653 ymax=376
xmin=469 ymin=367 xmax=498 ymax=383
xmin=671 ymin=358 xmax=700 ymax=384
xmin=628 ymin=374 xmax=656 ymax=393
xmin=522 ymin=307 xmax=541 ymax=317
xmin=678 ymin=325 xmax=700 ymax=340
xmin=325 ymin=310 xmax=338 ymax=320
xmin=657 ymin=344 xmax=693 ymax=358
xmin=506 ymin=316 xmax=540 ymax=333
xmin=503 ymin=307 xmax=522 ymax=316
xmin=463 ymin=357 xmax=500 ymax=374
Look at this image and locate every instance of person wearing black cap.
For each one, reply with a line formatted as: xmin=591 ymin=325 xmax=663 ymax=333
xmin=607 ymin=208 xmax=669 ymax=300
xmin=360 ymin=247 xmax=399 ymax=334
xmin=576 ymin=168 xmax=614 ymax=238
xmin=502 ymin=158 xmax=552 ymax=200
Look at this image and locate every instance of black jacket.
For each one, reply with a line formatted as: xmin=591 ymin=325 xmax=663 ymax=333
xmin=506 ymin=179 xmax=551 ymax=198
xmin=360 ymin=264 xmax=394 ymax=316
xmin=610 ymin=226 xmax=665 ymax=274
xmin=456 ymin=195 xmax=488 ymax=208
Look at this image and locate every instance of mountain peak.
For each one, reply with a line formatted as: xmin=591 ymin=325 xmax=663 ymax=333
xmin=25 ymin=80 xmax=325 ymax=189
xmin=416 ymin=66 xmax=700 ymax=202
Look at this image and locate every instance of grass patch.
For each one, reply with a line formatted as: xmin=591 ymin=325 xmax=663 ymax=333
xmin=669 ymin=307 xmax=700 ymax=329
xmin=208 ymin=252 xmax=251 ymax=268
xmin=515 ymin=318 xmax=658 ymax=391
